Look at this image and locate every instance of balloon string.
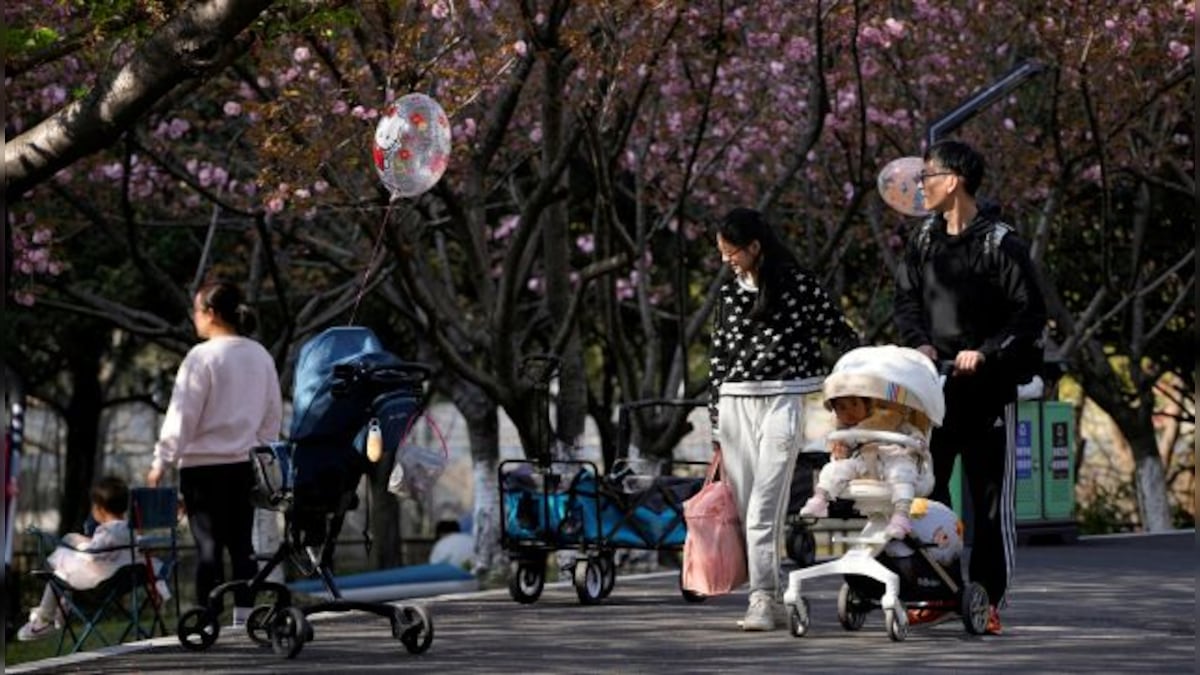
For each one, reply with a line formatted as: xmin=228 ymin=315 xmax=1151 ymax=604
xmin=348 ymin=199 xmax=395 ymax=326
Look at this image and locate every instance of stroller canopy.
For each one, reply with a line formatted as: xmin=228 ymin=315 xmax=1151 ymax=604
xmin=823 ymin=345 xmax=945 ymax=426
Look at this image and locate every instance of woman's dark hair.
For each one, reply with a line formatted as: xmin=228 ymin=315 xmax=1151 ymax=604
xmin=717 ymin=207 xmax=802 ymax=320
xmin=91 ymin=475 xmax=129 ymax=517
xmin=925 ymin=139 xmax=985 ymax=196
xmin=196 ymin=280 xmax=256 ymax=334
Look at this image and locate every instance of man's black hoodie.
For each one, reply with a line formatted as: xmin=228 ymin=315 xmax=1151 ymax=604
xmin=893 ymin=203 xmax=1046 ymax=380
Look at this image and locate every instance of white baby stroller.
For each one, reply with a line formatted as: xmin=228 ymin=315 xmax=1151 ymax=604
xmin=782 ymin=345 xmax=990 ymax=641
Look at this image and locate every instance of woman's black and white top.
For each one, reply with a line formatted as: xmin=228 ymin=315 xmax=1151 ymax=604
xmin=709 ymin=266 xmax=856 ymax=432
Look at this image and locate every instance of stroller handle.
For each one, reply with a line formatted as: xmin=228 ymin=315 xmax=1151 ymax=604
xmin=826 ymin=429 xmax=924 ymax=449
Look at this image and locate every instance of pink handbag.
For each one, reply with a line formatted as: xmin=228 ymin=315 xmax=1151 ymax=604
xmin=681 ymin=449 xmax=747 ymax=596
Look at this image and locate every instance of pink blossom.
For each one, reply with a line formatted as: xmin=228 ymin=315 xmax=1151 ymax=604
xmin=351 ymin=105 xmax=369 ymax=119
xmin=1003 ymin=118 xmax=1016 ymax=131
xmin=529 ymin=126 xmax=542 ymax=143
xmin=313 ymin=180 xmax=330 ymax=193
xmin=168 ymin=118 xmax=190 ymax=139
xmin=266 ymin=196 xmax=285 ymax=213
xmin=430 ymin=1 xmax=450 ymax=19
xmin=514 ymin=40 xmax=528 ymax=57
xmin=14 ymin=291 xmax=35 ymax=307
xmin=1167 ymin=41 xmax=1189 ymax=61
xmin=32 ymin=228 xmax=51 ymax=245
xmin=492 ymin=215 xmax=519 ymax=240
xmin=575 ymin=234 xmax=595 ymax=254
xmin=293 ymin=188 xmax=311 ymax=199
xmin=293 ymin=46 xmax=311 ymax=63
xmin=332 ymin=100 xmax=349 ymax=115
xmin=223 ymin=101 xmax=242 ymax=116
xmin=615 ymin=278 xmax=635 ymax=301
xmin=526 ymin=277 xmax=543 ymax=293
xmin=883 ymin=18 xmax=905 ymax=37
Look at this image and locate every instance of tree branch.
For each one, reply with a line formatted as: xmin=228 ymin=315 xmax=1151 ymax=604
xmin=6 ymin=0 xmax=278 ymax=201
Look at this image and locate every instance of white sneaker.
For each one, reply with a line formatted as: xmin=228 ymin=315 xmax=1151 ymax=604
xmin=885 ymin=512 xmax=913 ymax=540
xmin=740 ymin=592 xmax=777 ymax=631
xmin=798 ymin=495 xmax=829 ymax=518
xmin=17 ymin=614 xmax=59 ymax=642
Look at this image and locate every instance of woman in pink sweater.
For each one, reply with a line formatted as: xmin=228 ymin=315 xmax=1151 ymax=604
xmin=147 ymin=280 xmax=282 ymax=625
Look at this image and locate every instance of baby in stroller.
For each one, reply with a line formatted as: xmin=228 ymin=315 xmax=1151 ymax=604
xmin=798 ymin=346 xmax=937 ymax=540
xmin=782 ymin=345 xmax=989 ymax=641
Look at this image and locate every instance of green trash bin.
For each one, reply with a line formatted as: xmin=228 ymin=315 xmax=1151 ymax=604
xmin=948 ymin=399 xmax=1078 ymax=542
xmin=1014 ymin=400 xmax=1079 ymax=541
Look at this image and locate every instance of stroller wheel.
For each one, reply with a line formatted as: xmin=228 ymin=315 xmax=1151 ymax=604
xmin=396 ymin=604 xmax=434 ymax=654
xmin=177 ymin=608 xmax=220 ymax=651
xmin=960 ymin=582 xmax=990 ymax=635
xmin=786 ymin=526 xmax=817 ymax=568
xmin=246 ymin=604 xmax=276 ymax=647
xmin=270 ymin=607 xmax=309 ymax=659
xmin=788 ymin=598 xmax=811 ymax=637
xmin=885 ymin=603 xmax=909 ymax=642
xmin=508 ymin=559 xmax=546 ymax=604
xmin=837 ymin=583 xmax=868 ymax=631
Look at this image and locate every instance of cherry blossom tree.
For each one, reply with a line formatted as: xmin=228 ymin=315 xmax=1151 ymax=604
xmin=5 ymin=0 xmax=1192 ymax=554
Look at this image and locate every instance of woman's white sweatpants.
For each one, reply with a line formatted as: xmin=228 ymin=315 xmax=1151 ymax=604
xmin=717 ymin=394 xmax=803 ymax=598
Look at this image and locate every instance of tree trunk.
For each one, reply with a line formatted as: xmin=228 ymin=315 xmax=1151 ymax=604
xmin=540 ymin=42 xmax=588 ymax=457
xmin=444 ymin=378 xmax=502 ymax=575
xmin=467 ymin=408 xmax=502 ymax=576
xmin=60 ymin=338 xmax=105 ymax=535
xmin=1128 ymin=431 xmax=1174 ymax=531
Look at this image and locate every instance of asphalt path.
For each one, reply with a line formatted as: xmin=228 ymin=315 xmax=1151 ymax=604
xmin=10 ymin=530 xmax=1195 ymax=674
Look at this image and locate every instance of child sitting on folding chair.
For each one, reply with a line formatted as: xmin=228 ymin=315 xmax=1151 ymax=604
xmin=17 ymin=476 xmax=133 ymax=641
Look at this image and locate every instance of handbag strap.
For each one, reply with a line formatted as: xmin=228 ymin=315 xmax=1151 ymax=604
xmin=705 ymin=447 xmax=723 ymax=484
xmin=398 ymin=412 xmax=450 ymax=458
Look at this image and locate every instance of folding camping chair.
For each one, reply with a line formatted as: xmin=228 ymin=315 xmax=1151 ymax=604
xmin=130 ymin=487 xmax=182 ymax=632
xmin=27 ymin=488 xmax=179 ymax=655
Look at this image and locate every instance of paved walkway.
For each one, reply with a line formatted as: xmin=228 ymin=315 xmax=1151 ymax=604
xmin=10 ymin=531 xmax=1195 ymax=674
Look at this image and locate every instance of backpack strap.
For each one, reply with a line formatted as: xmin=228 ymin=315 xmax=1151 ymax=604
xmin=984 ymin=221 xmax=1014 ymax=260
xmin=917 ymin=218 xmax=1013 ymax=267
xmin=914 ymin=217 xmax=936 ymax=270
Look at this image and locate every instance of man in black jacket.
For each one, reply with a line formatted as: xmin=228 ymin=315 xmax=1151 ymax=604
xmin=894 ymin=139 xmax=1046 ymax=635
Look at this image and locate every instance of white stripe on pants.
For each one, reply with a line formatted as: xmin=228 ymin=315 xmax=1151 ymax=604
xmin=717 ymin=394 xmax=803 ymax=597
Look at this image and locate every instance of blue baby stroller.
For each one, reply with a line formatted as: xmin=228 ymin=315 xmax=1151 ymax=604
xmin=176 ymin=327 xmax=435 ymax=659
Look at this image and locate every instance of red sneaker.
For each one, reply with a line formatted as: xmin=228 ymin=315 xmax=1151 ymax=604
xmin=986 ymin=605 xmax=1003 ymax=635
xmin=906 ymin=608 xmax=949 ymax=626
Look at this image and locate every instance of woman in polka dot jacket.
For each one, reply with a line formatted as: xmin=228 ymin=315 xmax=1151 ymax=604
xmin=710 ymin=207 xmax=857 ymax=632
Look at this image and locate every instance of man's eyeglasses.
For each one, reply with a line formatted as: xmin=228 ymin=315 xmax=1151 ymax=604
xmin=918 ymin=170 xmax=955 ymax=182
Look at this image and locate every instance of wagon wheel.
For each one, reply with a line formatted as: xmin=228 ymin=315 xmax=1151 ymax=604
xmin=507 ymin=558 xmax=546 ymax=604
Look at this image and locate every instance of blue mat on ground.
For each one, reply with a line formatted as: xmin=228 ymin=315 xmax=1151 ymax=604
xmin=289 ymin=563 xmax=477 ymax=602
